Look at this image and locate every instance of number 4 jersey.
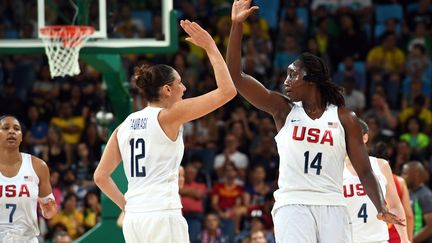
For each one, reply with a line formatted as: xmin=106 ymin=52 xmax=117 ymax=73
xmin=117 ymin=107 xmax=184 ymax=213
xmin=0 ymin=153 xmax=40 ymax=241
xmin=273 ymin=102 xmax=346 ymax=211
xmin=343 ymin=156 xmax=388 ymax=243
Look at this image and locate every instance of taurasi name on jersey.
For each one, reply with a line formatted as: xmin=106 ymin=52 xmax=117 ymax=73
xmin=0 ymin=184 xmax=31 ymax=197
xmin=130 ymin=118 xmax=148 ymax=130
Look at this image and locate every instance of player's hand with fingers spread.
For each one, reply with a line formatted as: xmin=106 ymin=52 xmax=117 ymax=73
xmin=377 ymin=210 xmax=406 ymax=226
xmin=180 ymin=20 xmax=215 ymax=51
xmin=231 ymin=0 xmax=259 ymax=23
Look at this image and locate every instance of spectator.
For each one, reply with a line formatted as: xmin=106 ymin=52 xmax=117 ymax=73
xmin=195 ymin=212 xmax=230 ymax=243
xmin=333 ymin=55 xmax=366 ymax=91
xmin=399 ymin=95 xmax=432 ymax=134
xmin=83 ymin=191 xmax=101 ymax=231
xmin=364 ymin=91 xmax=398 ymax=132
xmin=250 ymin=135 xmax=279 ymax=185
xmin=333 ymin=14 xmax=367 ymax=63
xmin=245 ymin=165 xmax=271 ymax=205
xmin=72 ymin=143 xmax=97 ymax=191
xmin=52 ymin=230 xmax=72 ymax=243
xmin=211 ymin=163 xmax=248 ymax=237
xmin=42 ymin=126 xmax=72 ymax=172
xmin=213 ymin=133 xmax=249 ymax=180
xmin=49 ymin=193 xmax=84 ymax=239
xmin=79 ymin=122 xmax=106 ymax=163
xmin=50 ymin=101 xmax=85 ymax=145
xmin=342 ymin=76 xmax=366 ymax=117
xmin=402 ymin=161 xmax=432 ymax=243
xmin=366 ymin=32 xmax=405 ymax=75
xmin=180 ymin=163 xmax=208 ymax=242
xmin=24 ymin=104 xmax=49 ymax=157
xmin=400 ymin=116 xmax=430 ymax=160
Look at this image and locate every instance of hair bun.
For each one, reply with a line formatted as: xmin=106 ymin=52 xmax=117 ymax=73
xmin=133 ymin=64 xmax=153 ymax=90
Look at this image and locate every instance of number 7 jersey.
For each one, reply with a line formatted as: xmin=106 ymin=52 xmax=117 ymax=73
xmin=117 ymin=107 xmax=184 ymax=213
xmin=273 ymin=102 xmax=347 ymax=211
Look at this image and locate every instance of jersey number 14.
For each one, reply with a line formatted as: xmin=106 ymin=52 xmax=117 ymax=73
xmin=129 ymin=138 xmax=146 ymax=177
xmin=304 ymin=151 xmax=322 ymax=175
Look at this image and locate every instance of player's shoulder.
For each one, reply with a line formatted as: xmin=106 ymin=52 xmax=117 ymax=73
xmin=30 ymin=155 xmax=49 ymax=175
xmin=373 ymin=156 xmax=393 ymax=175
xmin=337 ymin=107 xmax=361 ymax=129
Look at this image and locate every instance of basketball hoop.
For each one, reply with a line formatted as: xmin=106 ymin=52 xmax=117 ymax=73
xmin=40 ymin=25 xmax=95 ymax=78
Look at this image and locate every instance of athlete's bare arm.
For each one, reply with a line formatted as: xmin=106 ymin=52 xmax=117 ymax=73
xmin=226 ymin=0 xmax=291 ymax=129
xmin=339 ymin=108 xmax=404 ymax=225
xmin=159 ymin=20 xmax=236 ymax=139
xmin=94 ymin=128 xmax=126 ymax=210
xmin=398 ymin=176 xmax=414 ymax=241
xmin=33 ymin=156 xmax=57 ymax=219
xmin=377 ymin=158 xmax=409 ymax=242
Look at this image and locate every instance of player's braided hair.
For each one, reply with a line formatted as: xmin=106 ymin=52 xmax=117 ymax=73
xmin=132 ymin=64 xmax=176 ymax=102
xmin=299 ymin=53 xmax=345 ymax=109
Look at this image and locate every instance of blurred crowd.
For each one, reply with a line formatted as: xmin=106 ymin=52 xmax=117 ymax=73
xmin=1 ymin=0 xmax=432 ymax=242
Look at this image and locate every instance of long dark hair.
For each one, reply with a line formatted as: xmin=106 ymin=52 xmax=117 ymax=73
xmin=299 ymin=52 xmax=345 ymax=109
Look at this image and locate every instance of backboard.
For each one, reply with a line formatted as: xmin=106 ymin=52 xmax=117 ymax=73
xmin=0 ymin=0 xmax=177 ymax=54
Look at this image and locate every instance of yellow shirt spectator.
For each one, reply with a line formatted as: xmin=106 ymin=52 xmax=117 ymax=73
xmin=51 ymin=116 xmax=85 ymax=145
xmin=367 ymin=46 xmax=405 ymax=73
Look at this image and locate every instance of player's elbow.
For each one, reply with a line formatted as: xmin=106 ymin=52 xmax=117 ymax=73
xmin=93 ymin=169 xmax=106 ymax=187
xmin=219 ymin=85 xmax=237 ymax=101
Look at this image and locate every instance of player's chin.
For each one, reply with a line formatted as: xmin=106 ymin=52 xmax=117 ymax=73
xmin=286 ymin=92 xmax=299 ymax=102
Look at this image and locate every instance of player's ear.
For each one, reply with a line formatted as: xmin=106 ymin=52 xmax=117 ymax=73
xmin=362 ymin=133 xmax=368 ymax=144
xmin=161 ymin=84 xmax=172 ymax=96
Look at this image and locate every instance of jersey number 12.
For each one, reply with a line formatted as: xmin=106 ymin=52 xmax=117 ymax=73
xmin=129 ymin=138 xmax=146 ymax=177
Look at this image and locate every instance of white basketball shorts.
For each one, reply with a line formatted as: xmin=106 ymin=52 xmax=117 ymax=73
xmin=272 ymin=204 xmax=352 ymax=243
xmin=123 ymin=209 xmax=189 ymax=243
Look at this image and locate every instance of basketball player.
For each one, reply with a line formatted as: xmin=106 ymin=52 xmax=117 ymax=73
xmin=370 ymin=142 xmax=414 ymax=242
xmin=388 ymin=175 xmax=414 ymax=243
xmin=0 ymin=115 xmax=57 ymax=242
xmin=226 ymin=1 xmax=404 ymax=242
xmin=94 ymin=19 xmax=237 ymax=243
xmin=343 ymin=119 xmax=409 ymax=243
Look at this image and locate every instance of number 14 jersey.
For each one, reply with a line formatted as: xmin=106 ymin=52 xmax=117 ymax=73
xmin=273 ymin=102 xmax=346 ymax=211
xmin=117 ymin=107 xmax=184 ymax=213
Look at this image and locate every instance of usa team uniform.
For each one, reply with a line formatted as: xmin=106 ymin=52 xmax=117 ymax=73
xmin=343 ymin=156 xmax=388 ymax=243
xmin=117 ymin=107 xmax=189 ymax=243
xmin=0 ymin=153 xmax=40 ymax=243
xmin=273 ymin=102 xmax=351 ymax=243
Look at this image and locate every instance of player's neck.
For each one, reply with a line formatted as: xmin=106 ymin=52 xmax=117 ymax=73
xmin=148 ymin=100 xmax=171 ymax=108
xmin=0 ymin=149 xmax=21 ymax=165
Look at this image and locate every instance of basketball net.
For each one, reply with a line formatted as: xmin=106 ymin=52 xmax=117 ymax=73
xmin=40 ymin=26 xmax=94 ymax=78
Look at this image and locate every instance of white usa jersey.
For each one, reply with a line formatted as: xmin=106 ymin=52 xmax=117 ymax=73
xmin=0 ymin=153 xmax=40 ymax=242
xmin=273 ymin=102 xmax=346 ymax=210
xmin=343 ymin=156 xmax=388 ymax=243
xmin=117 ymin=107 xmax=184 ymax=213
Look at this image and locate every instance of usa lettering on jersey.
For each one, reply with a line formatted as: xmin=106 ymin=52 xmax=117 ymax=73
xmin=0 ymin=184 xmax=31 ymax=197
xmin=343 ymin=183 xmax=366 ymax=198
xmin=292 ymin=126 xmax=334 ymax=146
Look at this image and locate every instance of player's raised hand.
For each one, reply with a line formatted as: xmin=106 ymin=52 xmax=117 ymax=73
xmin=180 ymin=20 xmax=215 ymax=51
xmin=231 ymin=0 xmax=259 ymax=23
xmin=377 ymin=210 xmax=406 ymax=226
